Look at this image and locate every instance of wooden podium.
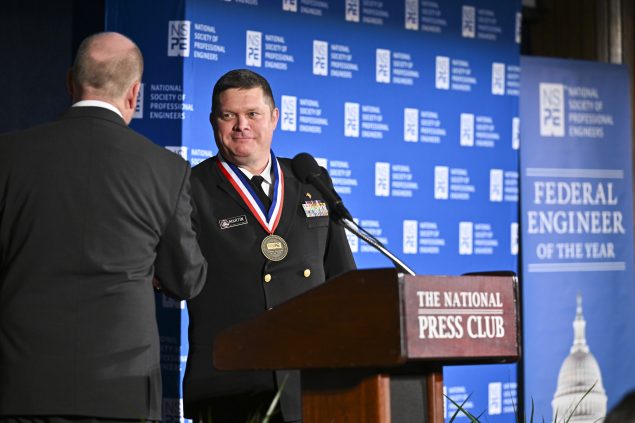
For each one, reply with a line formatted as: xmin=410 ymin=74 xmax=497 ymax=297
xmin=214 ymin=268 xmax=520 ymax=422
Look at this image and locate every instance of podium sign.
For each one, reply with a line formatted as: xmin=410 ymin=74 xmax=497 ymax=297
xmin=215 ymin=269 xmax=519 ymax=370
xmin=215 ymin=269 xmax=519 ymax=422
xmin=402 ymin=275 xmax=519 ymax=361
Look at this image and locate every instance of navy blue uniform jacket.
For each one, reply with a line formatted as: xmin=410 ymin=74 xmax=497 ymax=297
xmin=184 ymin=155 xmax=356 ymax=420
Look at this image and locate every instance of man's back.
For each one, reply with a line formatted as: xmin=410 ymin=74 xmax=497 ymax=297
xmin=0 ymin=106 xmax=205 ymax=419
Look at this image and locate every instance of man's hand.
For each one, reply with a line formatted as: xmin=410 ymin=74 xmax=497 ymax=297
xmin=152 ymin=276 xmax=162 ymax=291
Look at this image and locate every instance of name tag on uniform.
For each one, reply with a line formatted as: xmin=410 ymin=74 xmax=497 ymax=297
xmin=302 ymin=200 xmax=329 ymax=218
xmin=219 ymin=215 xmax=248 ymax=229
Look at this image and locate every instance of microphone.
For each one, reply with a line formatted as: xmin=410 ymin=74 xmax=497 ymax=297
xmin=291 ymin=152 xmax=416 ymax=276
xmin=291 ymin=153 xmax=353 ymax=221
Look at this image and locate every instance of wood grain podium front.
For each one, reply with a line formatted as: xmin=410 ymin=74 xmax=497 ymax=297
xmin=214 ymin=269 xmax=520 ymax=422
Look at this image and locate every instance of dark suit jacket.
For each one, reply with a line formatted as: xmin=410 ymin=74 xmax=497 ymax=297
xmin=0 ymin=106 xmax=207 ymax=419
xmin=183 ymin=155 xmax=356 ymax=421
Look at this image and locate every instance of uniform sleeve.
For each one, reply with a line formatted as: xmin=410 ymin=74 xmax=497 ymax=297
xmin=154 ymin=164 xmax=208 ymax=300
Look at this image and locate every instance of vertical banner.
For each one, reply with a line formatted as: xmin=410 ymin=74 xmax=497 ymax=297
xmin=520 ymin=56 xmax=635 ymax=421
xmin=107 ymin=1 xmax=521 ymax=421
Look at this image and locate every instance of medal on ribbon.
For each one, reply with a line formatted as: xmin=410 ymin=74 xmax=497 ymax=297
xmin=216 ymin=151 xmax=288 ymax=262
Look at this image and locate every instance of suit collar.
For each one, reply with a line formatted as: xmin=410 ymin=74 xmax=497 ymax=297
xmin=73 ymin=100 xmax=124 ymax=119
xmin=61 ymin=106 xmax=127 ymax=127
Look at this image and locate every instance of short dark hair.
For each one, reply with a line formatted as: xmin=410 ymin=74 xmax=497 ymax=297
xmin=211 ymin=69 xmax=275 ymax=115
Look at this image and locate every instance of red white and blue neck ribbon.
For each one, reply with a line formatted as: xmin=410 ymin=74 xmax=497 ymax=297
xmin=216 ymin=151 xmax=284 ymax=234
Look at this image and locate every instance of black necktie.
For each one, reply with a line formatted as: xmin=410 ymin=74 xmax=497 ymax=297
xmin=250 ymin=175 xmax=271 ymax=210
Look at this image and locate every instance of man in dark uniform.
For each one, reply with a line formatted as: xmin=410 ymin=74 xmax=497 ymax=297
xmin=183 ymin=69 xmax=356 ymax=422
xmin=0 ymin=32 xmax=207 ymax=420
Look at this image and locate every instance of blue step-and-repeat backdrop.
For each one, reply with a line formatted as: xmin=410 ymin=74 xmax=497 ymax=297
xmin=107 ymin=0 xmax=522 ymax=420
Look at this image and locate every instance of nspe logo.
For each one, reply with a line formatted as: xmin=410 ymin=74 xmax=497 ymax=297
xmin=512 ymin=117 xmax=520 ymax=150
xmin=460 ymin=113 xmax=475 ymax=147
xmin=510 ymin=222 xmax=519 ymax=256
xmin=403 ymin=220 xmax=418 ymax=254
xmin=281 ymin=95 xmax=297 ymax=132
xmin=344 ymin=102 xmax=360 ymax=137
xmin=315 ymin=157 xmax=328 ymax=170
xmin=168 ymin=20 xmax=191 ymax=57
xmin=435 ymin=56 xmax=450 ymax=90
xmin=376 ymin=49 xmax=391 ymax=84
xmin=282 ymin=0 xmax=298 ymax=12
xmin=491 ymin=63 xmax=505 ymax=95
xmin=404 ymin=108 xmax=419 ymax=142
xmin=539 ymin=83 xmax=565 ymax=137
xmin=345 ymin=0 xmax=360 ymax=22
xmin=459 ymin=221 xmax=473 ymax=255
xmin=434 ymin=166 xmax=449 ymax=200
xmin=462 ymin=6 xmax=476 ymax=38
xmin=346 ymin=218 xmax=360 ymax=253
xmin=165 ymin=146 xmax=188 ymax=160
xmin=404 ymin=0 xmax=419 ymax=30
xmin=375 ymin=162 xmax=390 ymax=197
xmin=245 ymin=30 xmax=262 ymax=67
xmin=488 ymin=382 xmax=503 ymax=415
xmin=133 ymin=83 xmax=144 ymax=120
xmin=489 ymin=169 xmax=503 ymax=202
xmin=313 ymin=40 xmax=328 ymax=76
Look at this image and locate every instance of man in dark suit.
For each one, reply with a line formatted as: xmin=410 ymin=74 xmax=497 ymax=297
xmin=0 ymin=32 xmax=207 ymax=420
xmin=183 ymin=69 xmax=356 ymax=422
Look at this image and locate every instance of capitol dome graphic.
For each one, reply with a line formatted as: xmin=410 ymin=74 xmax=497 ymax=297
xmin=551 ymin=294 xmax=607 ymax=422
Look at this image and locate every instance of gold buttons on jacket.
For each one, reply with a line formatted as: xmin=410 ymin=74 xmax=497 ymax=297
xmin=264 ymin=274 xmax=272 ymax=283
xmin=303 ymin=269 xmax=311 ymax=278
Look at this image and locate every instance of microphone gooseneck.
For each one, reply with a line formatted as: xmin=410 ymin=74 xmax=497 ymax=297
xmin=292 ymin=152 xmax=415 ymax=276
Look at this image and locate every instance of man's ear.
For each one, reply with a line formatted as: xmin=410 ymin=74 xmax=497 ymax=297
xmin=271 ymin=107 xmax=280 ymax=129
xmin=127 ymin=81 xmax=141 ymax=110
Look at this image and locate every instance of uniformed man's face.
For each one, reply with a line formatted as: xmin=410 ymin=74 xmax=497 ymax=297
xmin=212 ymin=87 xmax=279 ymax=172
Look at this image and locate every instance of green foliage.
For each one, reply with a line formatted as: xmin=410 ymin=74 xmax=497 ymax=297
xmin=446 ymin=393 xmax=483 ymax=423
xmin=445 ymin=382 xmax=598 ymax=423
xmin=246 ymin=377 xmax=285 ymax=423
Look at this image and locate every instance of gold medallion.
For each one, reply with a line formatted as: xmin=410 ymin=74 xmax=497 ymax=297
xmin=261 ymin=234 xmax=288 ymax=262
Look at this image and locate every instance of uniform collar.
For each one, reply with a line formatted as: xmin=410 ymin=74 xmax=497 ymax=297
xmin=226 ymin=154 xmax=274 ymax=185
